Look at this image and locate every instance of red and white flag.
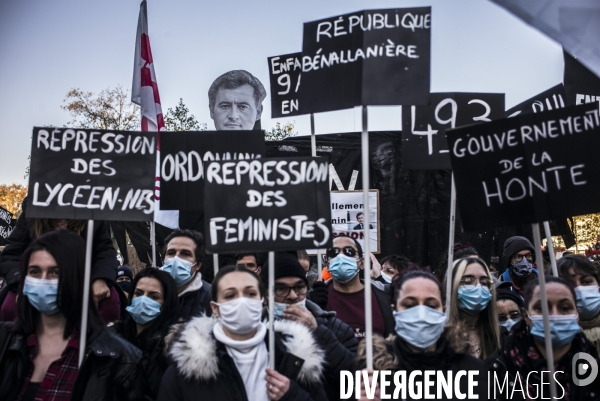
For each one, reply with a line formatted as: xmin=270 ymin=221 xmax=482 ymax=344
xmin=132 ymin=0 xmax=179 ymax=229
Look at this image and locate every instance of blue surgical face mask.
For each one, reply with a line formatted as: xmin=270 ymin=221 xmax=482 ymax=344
xmin=457 ymin=284 xmax=492 ymax=313
xmin=512 ymin=258 xmax=533 ymax=278
xmin=328 ymin=254 xmax=359 ymax=283
xmin=126 ymin=295 xmax=162 ymax=325
xmin=273 ymin=299 xmax=306 ymax=320
xmin=380 ymin=272 xmax=393 ymax=284
xmin=500 ymin=317 xmax=521 ymax=331
xmin=394 ymin=305 xmax=446 ymax=350
xmin=23 ymin=276 xmax=60 ymax=315
xmin=530 ymin=314 xmax=580 ymax=348
xmin=575 ymin=286 xmax=600 ymax=320
xmin=160 ymin=256 xmax=196 ymax=287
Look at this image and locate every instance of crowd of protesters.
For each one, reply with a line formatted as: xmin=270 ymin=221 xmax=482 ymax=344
xmin=0 ymin=214 xmax=599 ymax=400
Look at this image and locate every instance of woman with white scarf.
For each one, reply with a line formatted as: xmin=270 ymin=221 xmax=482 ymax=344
xmin=157 ymin=265 xmax=327 ymax=401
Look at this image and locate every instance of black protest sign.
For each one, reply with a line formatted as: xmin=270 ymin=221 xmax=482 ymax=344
xmin=506 ymin=84 xmax=566 ymax=118
xmin=268 ymin=53 xmax=303 ymax=118
xmin=160 ymin=131 xmax=265 ymax=211
xmin=300 ymin=7 xmax=431 ymax=113
xmin=402 ymin=93 xmax=504 ymax=170
xmin=204 ymin=157 xmax=332 ymax=253
xmin=564 ymin=51 xmax=600 ymax=108
xmin=0 ymin=206 xmax=13 ymax=245
xmin=27 ymin=127 xmax=156 ymax=221
xmin=447 ymin=103 xmax=600 ymax=232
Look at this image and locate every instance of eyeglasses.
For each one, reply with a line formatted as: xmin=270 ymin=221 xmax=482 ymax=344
xmin=512 ymin=253 xmax=533 ymax=262
xmin=274 ymin=283 xmax=308 ymax=298
xmin=326 ymin=246 xmax=358 ymax=260
xmin=498 ymin=312 xmax=521 ymax=323
xmin=459 ymin=275 xmax=493 ymax=289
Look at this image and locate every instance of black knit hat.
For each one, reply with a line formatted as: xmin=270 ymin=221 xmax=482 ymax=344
xmin=503 ymin=236 xmax=535 ymax=261
xmin=495 ymin=282 xmax=524 ymax=307
xmin=260 ymin=251 xmax=308 ymax=286
xmin=117 ymin=265 xmax=134 ymax=281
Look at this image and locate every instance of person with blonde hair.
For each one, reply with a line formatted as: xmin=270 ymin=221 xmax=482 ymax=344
xmin=445 ymin=256 xmax=501 ymax=360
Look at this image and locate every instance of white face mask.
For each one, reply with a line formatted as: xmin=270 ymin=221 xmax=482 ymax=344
xmin=213 ymin=297 xmax=264 ymax=335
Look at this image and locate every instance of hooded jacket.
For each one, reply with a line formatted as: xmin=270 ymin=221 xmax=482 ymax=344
xmin=157 ymin=316 xmax=327 ymax=401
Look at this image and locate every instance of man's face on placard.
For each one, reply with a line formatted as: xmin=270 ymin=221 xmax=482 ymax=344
xmin=356 ymin=213 xmax=364 ymax=224
xmin=210 ymin=84 xmax=261 ymax=130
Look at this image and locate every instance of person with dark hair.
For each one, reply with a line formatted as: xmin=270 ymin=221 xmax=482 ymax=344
xmin=261 ymin=252 xmax=357 ymax=401
xmin=446 ymin=257 xmax=501 ymax=360
xmin=158 ymin=265 xmax=326 ymax=401
xmin=495 ymin=282 xmax=524 ymax=333
xmin=352 ymin=212 xmax=373 ymax=230
xmin=236 ymin=252 xmax=261 ymax=274
xmin=378 ymin=254 xmax=411 ymax=283
xmin=0 ymin=199 xmax=119 ymax=322
xmin=117 ymin=265 xmax=134 ymax=294
xmin=208 ymin=70 xmax=266 ymax=131
xmin=0 ymin=229 xmax=145 ymax=400
xmin=113 ymin=268 xmax=180 ymax=400
xmin=488 ymin=276 xmax=600 ymax=399
xmin=297 ymin=249 xmax=318 ymax=288
xmin=354 ymin=269 xmax=488 ymax=398
xmin=500 ymin=236 xmax=538 ymax=298
xmin=308 ymin=235 xmax=395 ymax=338
xmin=160 ymin=229 xmax=212 ymax=319
xmin=557 ymin=254 xmax=600 ymax=354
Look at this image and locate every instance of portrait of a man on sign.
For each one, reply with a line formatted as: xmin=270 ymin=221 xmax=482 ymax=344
xmin=353 ymin=211 xmax=373 ymax=230
xmin=208 ymin=69 xmax=266 ymax=131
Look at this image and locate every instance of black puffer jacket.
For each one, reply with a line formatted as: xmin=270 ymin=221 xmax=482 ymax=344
xmin=0 ymin=323 xmax=146 ymax=400
xmin=0 ymin=199 xmax=117 ymax=288
xmin=157 ymin=316 xmax=327 ymax=401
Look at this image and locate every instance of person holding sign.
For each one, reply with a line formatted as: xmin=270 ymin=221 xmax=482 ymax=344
xmin=157 ymin=265 xmax=327 ymax=401
xmin=113 ymin=268 xmax=180 ymax=401
xmin=500 ymin=236 xmax=538 ymax=298
xmin=208 ymin=70 xmax=266 ymax=131
xmin=446 ymin=257 xmax=501 ymax=360
xmin=160 ymin=229 xmax=212 ymax=320
xmin=0 ymin=201 xmax=119 ymax=322
xmin=0 ymin=229 xmax=145 ymax=400
xmin=308 ymin=235 xmax=395 ymax=338
xmin=261 ymin=252 xmax=358 ymax=401
xmin=487 ymin=276 xmax=600 ymax=399
xmin=354 ymin=270 xmax=489 ymax=399
xmin=557 ymin=254 xmax=600 ymax=355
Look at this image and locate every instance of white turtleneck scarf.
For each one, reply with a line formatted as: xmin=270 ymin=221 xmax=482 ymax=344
xmin=213 ymin=321 xmax=269 ymax=401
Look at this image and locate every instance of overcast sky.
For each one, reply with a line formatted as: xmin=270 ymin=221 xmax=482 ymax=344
xmin=0 ymin=0 xmax=563 ymax=185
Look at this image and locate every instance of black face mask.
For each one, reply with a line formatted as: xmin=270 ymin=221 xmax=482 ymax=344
xmin=117 ymin=281 xmax=131 ymax=293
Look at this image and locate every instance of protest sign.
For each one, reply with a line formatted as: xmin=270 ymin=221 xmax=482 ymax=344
xmin=27 ymin=127 xmax=156 ymax=221
xmin=204 ymin=157 xmax=332 ymax=253
xmin=300 ymin=7 xmax=431 ymax=113
xmin=563 ymin=51 xmax=600 ymax=109
xmin=447 ymin=103 xmax=600 ymax=232
xmin=159 ymin=131 xmax=265 ymax=210
xmin=506 ymin=84 xmax=566 ymax=118
xmin=268 ymin=53 xmax=303 ymax=118
xmin=0 ymin=206 xmax=14 ymax=246
xmin=402 ymin=93 xmax=504 ymax=170
xmin=331 ymin=190 xmax=380 ymax=253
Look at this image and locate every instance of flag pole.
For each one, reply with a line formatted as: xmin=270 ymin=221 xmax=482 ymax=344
xmin=79 ymin=219 xmax=94 ymax=367
xmin=532 ymin=223 xmax=558 ymax=400
xmin=150 ymin=221 xmax=157 ymax=267
xmin=213 ymin=254 xmax=219 ymax=278
xmin=361 ymin=106 xmax=373 ymax=370
xmin=268 ymin=251 xmax=275 ymax=369
xmin=445 ymin=174 xmax=457 ymax=318
xmin=311 ymin=113 xmax=323 ymax=282
xmin=543 ymin=221 xmax=558 ymax=276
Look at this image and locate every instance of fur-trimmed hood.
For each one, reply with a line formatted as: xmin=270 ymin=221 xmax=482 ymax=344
xmin=166 ymin=316 xmax=325 ymax=386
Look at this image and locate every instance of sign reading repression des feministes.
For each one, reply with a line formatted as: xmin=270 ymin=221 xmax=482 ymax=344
xmin=159 ymin=131 xmax=265 ymax=210
xmin=204 ymin=157 xmax=332 ymax=253
xmin=447 ymin=103 xmax=600 ymax=232
xmin=402 ymin=93 xmax=505 ymax=170
xmin=300 ymin=7 xmax=431 ymax=113
xmin=268 ymin=53 xmax=303 ymax=118
xmin=27 ymin=127 xmax=156 ymax=221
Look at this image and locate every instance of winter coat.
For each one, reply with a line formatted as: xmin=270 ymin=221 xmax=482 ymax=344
xmin=0 ymin=323 xmax=146 ymax=401
xmin=0 ymin=199 xmax=117 ymax=289
xmin=157 ymin=316 xmax=327 ymax=401
xmin=177 ymin=273 xmax=212 ymax=320
xmin=355 ymin=333 xmax=489 ymax=400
